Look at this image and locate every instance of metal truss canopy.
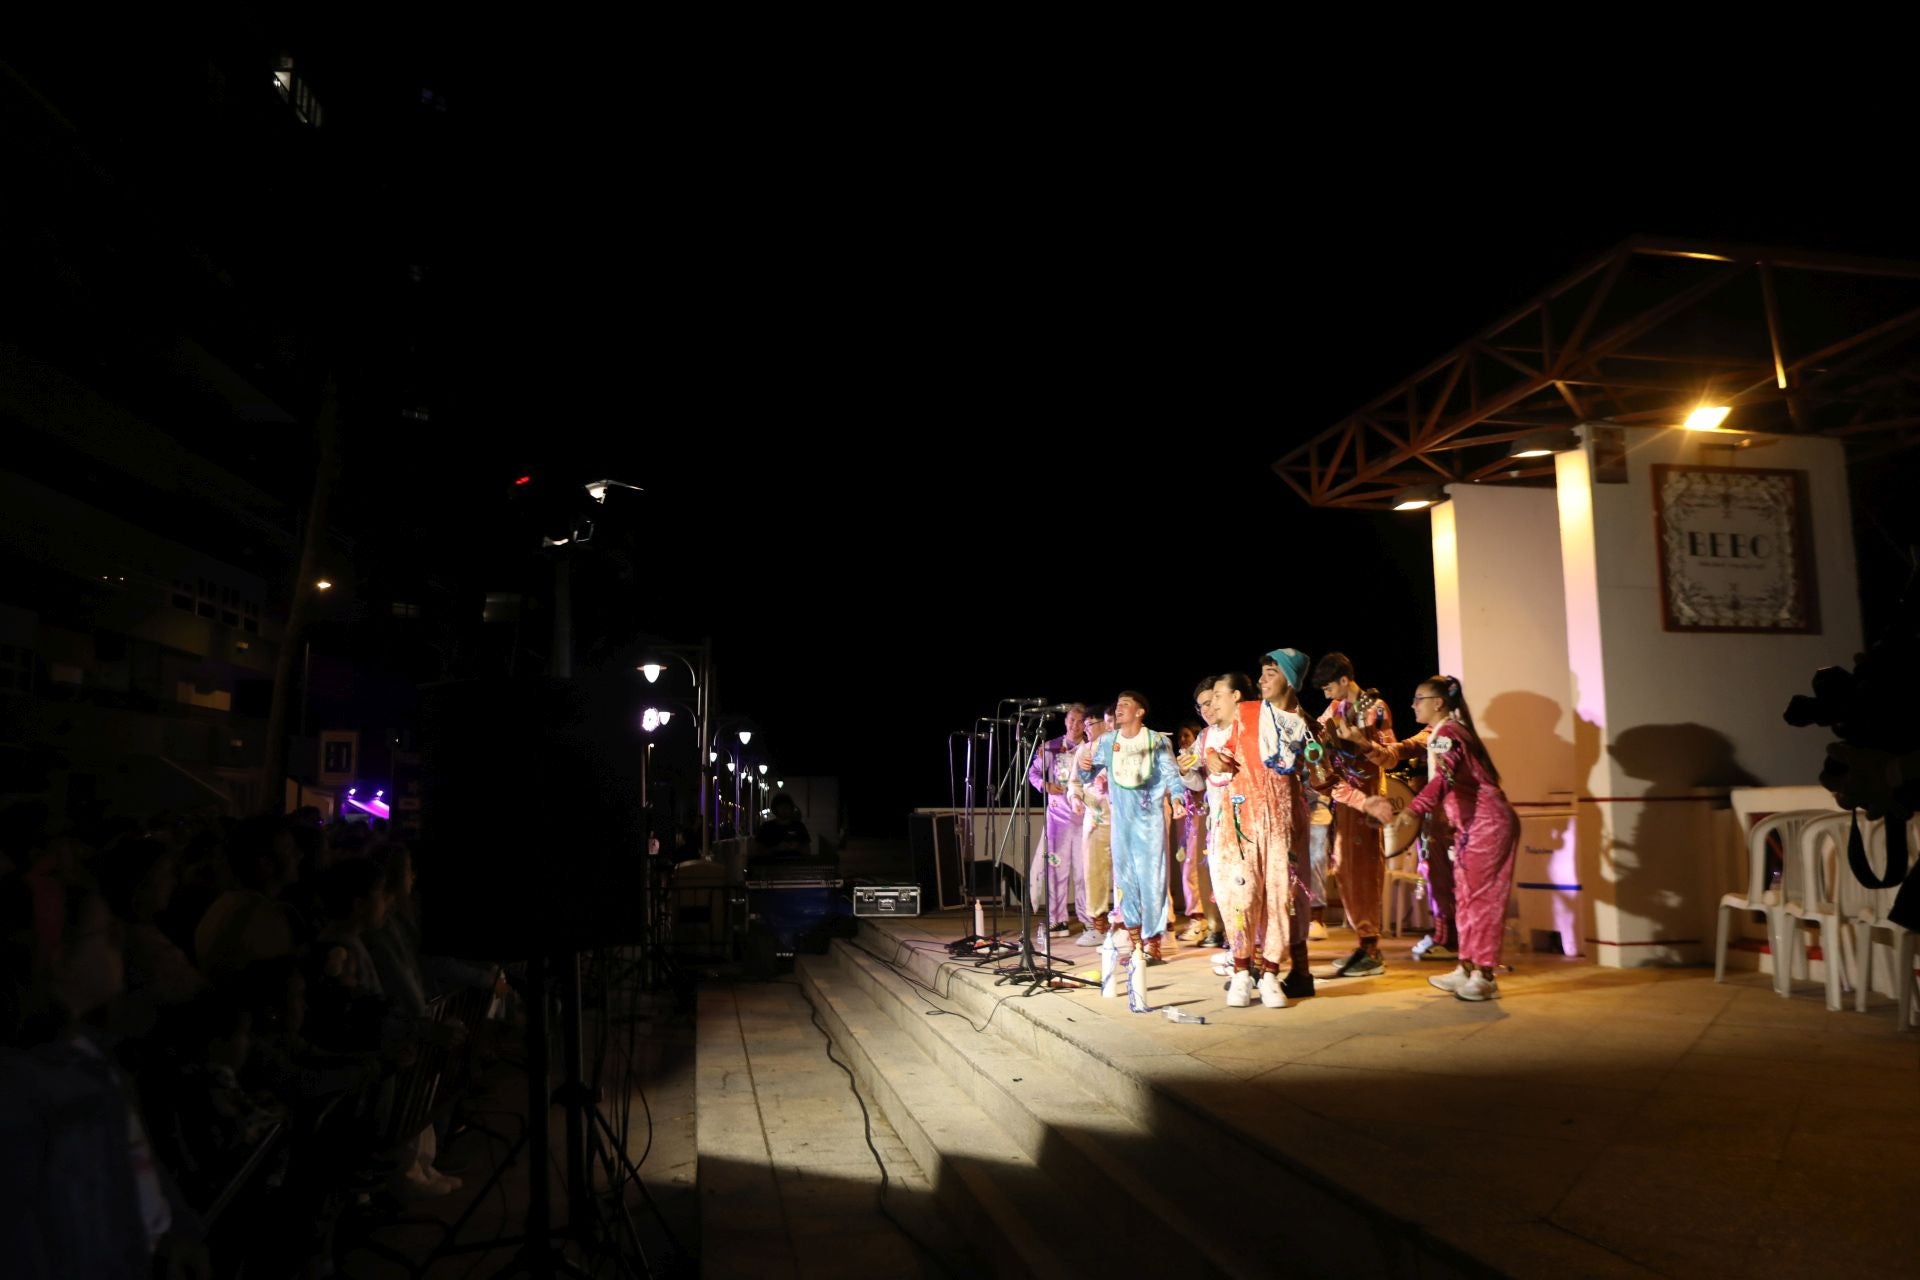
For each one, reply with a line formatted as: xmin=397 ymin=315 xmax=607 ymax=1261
xmin=1272 ymin=236 xmax=1920 ymax=510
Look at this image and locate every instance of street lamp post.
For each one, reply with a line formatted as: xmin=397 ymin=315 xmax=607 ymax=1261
xmin=708 ymin=721 xmax=758 ymax=843
xmin=639 ymin=639 xmax=713 ymax=858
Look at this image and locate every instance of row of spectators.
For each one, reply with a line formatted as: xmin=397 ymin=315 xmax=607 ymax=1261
xmin=1 ymin=802 xmax=508 ymax=1279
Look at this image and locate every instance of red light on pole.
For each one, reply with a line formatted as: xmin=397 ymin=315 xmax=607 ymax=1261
xmin=514 ymin=474 xmax=533 ymax=486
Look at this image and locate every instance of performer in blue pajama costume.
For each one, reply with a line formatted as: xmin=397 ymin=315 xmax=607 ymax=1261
xmin=1077 ymin=689 xmax=1188 ymax=1012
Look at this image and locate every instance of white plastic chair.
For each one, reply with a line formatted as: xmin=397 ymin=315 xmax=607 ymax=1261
xmin=1777 ymin=812 xmax=1852 ymax=1008
xmin=1837 ymin=816 xmax=1919 ymax=1030
xmin=1715 ymin=809 xmax=1833 ymax=986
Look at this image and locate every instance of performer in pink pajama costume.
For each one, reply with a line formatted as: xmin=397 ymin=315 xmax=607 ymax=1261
xmin=1357 ymin=675 xmax=1518 ymax=1003
xmin=1373 ymin=727 xmax=1458 ymax=962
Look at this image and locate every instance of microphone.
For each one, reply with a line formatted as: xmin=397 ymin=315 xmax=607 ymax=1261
xmin=1015 ymin=696 xmax=1050 ymax=705
xmin=1019 ymin=703 xmax=1077 ymax=715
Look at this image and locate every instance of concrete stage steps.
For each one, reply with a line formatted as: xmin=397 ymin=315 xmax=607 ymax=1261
xmin=799 ymin=917 xmax=1663 ymax=1280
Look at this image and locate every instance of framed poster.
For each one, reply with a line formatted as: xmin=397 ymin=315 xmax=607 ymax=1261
xmin=1652 ymin=464 xmax=1819 ymax=634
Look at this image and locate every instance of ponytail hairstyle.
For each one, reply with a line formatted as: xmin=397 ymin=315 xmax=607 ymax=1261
xmin=1421 ymin=674 xmax=1501 ymax=787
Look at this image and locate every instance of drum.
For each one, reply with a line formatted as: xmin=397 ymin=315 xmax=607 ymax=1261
xmin=1374 ymin=772 xmax=1422 ymax=855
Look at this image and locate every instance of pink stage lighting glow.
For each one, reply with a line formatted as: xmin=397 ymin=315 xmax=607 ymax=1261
xmin=347 ymin=795 xmax=391 ymax=820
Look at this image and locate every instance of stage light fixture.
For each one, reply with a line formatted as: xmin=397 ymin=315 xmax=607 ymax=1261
xmin=1508 ymin=429 xmax=1580 ymax=458
xmin=1393 ymin=484 xmax=1446 ymax=511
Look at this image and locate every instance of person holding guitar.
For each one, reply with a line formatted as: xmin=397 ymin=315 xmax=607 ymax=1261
xmin=1310 ymin=652 xmax=1397 ymax=978
xmin=1356 ymin=675 xmax=1518 ymax=1002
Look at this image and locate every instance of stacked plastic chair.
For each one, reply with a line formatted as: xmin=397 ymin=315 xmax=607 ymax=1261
xmin=1836 ymin=816 xmax=1919 ymax=1030
xmin=1777 ymin=812 xmax=1852 ymax=1008
xmin=1714 ymin=809 xmax=1833 ymax=988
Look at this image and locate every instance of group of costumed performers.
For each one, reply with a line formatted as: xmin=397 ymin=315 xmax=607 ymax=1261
xmin=1026 ymin=650 xmax=1520 ymax=1012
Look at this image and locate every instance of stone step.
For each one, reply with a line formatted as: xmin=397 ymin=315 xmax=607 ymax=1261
xmin=826 ymin=935 xmax=1296 ymax=1278
xmin=842 ymin=920 xmax=1646 ymax=1279
xmin=794 ymin=955 xmax=1078 ymax=1279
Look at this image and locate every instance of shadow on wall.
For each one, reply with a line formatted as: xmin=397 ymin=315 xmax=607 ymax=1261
xmin=1478 ymin=689 xmax=1579 ymax=953
xmin=1603 ymin=723 xmax=1760 ymax=963
xmin=1476 ymin=690 xmax=1574 ymax=800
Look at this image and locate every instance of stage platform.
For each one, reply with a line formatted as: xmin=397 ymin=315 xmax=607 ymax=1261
xmin=710 ymin=908 xmax=1920 ymax=1278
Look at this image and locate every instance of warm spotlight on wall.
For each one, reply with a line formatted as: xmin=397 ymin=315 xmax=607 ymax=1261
xmin=1683 ymin=405 xmax=1733 ymax=432
xmin=1393 ymin=484 xmax=1446 ymax=512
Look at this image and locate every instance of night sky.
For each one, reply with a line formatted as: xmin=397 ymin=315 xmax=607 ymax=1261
xmin=323 ymin=51 xmax=1916 ymax=833
xmin=23 ymin=23 xmax=1917 ymax=835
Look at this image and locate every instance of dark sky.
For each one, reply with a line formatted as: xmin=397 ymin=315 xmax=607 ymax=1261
xmin=278 ymin=34 xmax=1920 ymax=834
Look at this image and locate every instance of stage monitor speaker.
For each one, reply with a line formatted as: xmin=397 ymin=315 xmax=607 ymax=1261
xmin=416 ymin=675 xmax=651 ymax=959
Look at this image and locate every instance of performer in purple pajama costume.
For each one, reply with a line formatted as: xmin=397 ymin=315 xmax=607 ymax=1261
xmin=1026 ymin=703 xmax=1089 ymax=934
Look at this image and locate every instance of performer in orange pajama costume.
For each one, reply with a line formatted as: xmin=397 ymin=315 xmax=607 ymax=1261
xmin=1207 ymin=669 xmax=1311 ymax=1010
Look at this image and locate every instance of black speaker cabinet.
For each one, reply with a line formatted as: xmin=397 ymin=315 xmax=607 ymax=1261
xmin=416 ymin=676 xmax=651 ymax=958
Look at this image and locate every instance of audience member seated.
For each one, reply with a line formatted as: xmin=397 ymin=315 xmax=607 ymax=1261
xmin=94 ymin=837 xmax=205 ymax=1040
xmin=156 ymin=991 xmax=286 ymax=1209
xmin=194 ymin=817 xmax=303 ymax=982
xmin=237 ymin=956 xmax=383 ymax=1105
xmin=306 ymin=860 xmax=395 ymax=1053
xmin=156 ymin=828 xmax=224 ymax=963
xmin=0 ymin=864 xmax=209 ymax=1280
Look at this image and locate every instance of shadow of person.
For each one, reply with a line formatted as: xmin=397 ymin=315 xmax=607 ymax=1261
xmin=1604 ymin=723 xmax=1760 ymax=964
xmin=1477 ymin=690 xmax=1575 ymax=801
xmin=1477 ymin=689 xmax=1579 ymax=954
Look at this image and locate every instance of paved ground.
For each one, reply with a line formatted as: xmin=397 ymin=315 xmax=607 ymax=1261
xmin=853 ymin=909 xmax=1919 ymax=1278
xmin=696 ymin=980 xmax=958 ymax=1280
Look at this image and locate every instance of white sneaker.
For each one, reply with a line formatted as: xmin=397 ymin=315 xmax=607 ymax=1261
xmin=1410 ymin=935 xmax=1436 ymax=961
xmin=1258 ymin=972 xmax=1288 ymax=1009
xmin=1428 ymin=968 xmax=1470 ymax=993
xmin=1226 ymin=971 xmax=1253 ymax=1008
xmin=1454 ymin=973 xmax=1500 ymax=1002
xmin=1210 ymin=954 xmax=1235 ymax=978
xmin=1074 ymin=929 xmax=1101 ymax=947
xmin=1127 ymin=951 xmax=1153 ymax=1014
xmin=1307 ymin=921 xmax=1328 ymax=941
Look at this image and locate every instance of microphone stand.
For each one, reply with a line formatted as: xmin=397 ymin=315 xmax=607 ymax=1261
xmin=992 ymin=706 xmax=1096 ymax=991
xmin=947 ymin=728 xmax=1015 ymax=955
xmin=958 ymin=709 xmax=1029 ymax=963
